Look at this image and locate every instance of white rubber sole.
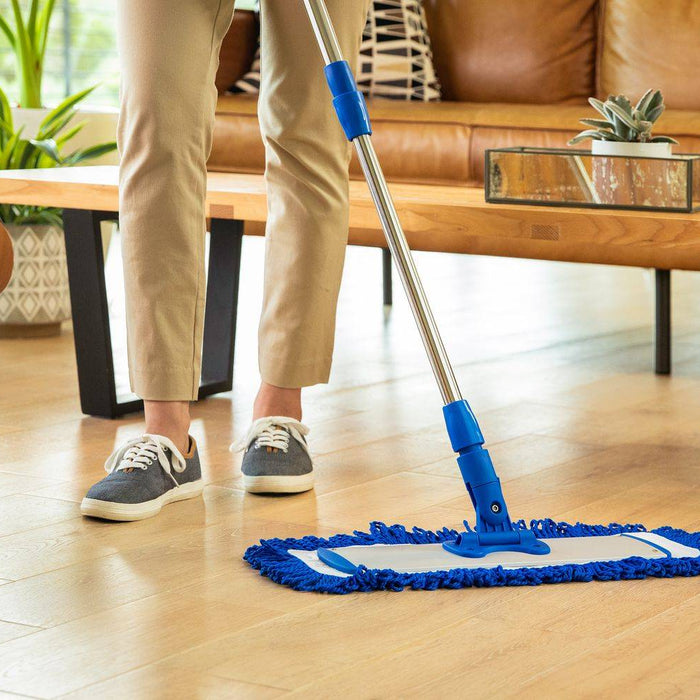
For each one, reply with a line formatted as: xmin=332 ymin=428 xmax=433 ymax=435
xmin=243 ymin=472 xmax=314 ymax=494
xmin=80 ymin=479 xmax=204 ymax=522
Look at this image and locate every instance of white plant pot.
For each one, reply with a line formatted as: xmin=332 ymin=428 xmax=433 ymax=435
xmin=591 ymin=141 xmax=673 ymax=159
xmin=11 ymin=106 xmax=119 ymax=165
xmin=10 ymin=107 xmax=52 ymax=140
xmin=0 ymin=224 xmax=71 ymax=337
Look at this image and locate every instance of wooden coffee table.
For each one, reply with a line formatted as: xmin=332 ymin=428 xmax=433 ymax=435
xmin=1 ymin=165 xmax=697 ymax=417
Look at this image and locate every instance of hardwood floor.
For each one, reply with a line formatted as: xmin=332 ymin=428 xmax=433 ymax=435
xmin=0 ymin=235 xmax=699 ymax=698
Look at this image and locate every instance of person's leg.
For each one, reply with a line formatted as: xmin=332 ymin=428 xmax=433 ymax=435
xmin=80 ymin=0 xmax=236 ymax=521
xmin=117 ymin=0 xmax=236 ymax=454
xmin=254 ymin=384 xmax=302 ymax=422
xmin=238 ymin=0 xmax=370 ymax=494
xmin=255 ymin=0 xmax=371 ymax=417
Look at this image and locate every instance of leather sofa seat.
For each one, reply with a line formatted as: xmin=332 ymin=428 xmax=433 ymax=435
xmin=212 ymin=95 xmax=700 ymax=187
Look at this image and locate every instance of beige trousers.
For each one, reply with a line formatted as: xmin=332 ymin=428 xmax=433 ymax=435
xmin=117 ymin=0 xmax=370 ymax=401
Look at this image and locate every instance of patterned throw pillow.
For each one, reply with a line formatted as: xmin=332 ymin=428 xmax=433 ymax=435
xmin=358 ymin=0 xmax=441 ymax=101
xmin=228 ymin=0 xmax=441 ymax=102
xmin=229 ymin=41 xmax=261 ymax=94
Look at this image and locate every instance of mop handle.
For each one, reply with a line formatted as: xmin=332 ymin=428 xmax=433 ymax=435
xmin=303 ymin=0 xmax=462 ymax=406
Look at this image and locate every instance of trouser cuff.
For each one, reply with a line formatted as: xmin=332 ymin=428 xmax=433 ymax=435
xmin=259 ymin=353 xmax=333 ymax=389
xmin=130 ymin=367 xmax=200 ymax=402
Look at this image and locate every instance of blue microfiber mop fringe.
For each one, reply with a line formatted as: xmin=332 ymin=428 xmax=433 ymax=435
xmin=242 ymin=520 xmax=700 ymax=594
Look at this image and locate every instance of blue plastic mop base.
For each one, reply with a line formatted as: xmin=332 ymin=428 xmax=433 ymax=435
xmin=243 ymin=520 xmax=700 ymax=594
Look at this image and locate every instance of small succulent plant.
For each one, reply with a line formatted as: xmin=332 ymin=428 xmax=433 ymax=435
xmin=569 ymin=90 xmax=678 ymax=146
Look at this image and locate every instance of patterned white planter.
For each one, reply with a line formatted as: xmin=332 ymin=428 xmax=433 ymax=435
xmin=0 ymin=224 xmax=71 ymax=336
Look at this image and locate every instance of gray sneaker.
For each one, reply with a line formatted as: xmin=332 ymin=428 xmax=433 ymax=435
xmin=234 ymin=416 xmax=314 ymax=494
xmin=80 ymin=434 xmax=203 ymax=521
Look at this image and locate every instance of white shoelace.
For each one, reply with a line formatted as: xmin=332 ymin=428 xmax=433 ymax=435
xmin=104 ymin=434 xmax=187 ymax=487
xmin=231 ymin=416 xmax=310 ymax=455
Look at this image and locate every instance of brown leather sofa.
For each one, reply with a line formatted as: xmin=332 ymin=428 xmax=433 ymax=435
xmin=210 ymin=0 xmax=700 ymax=188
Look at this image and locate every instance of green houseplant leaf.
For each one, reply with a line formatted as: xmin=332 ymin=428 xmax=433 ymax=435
xmin=588 ymin=97 xmax=610 ymax=120
xmin=0 ymin=15 xmax=16 ymax=50
xmin=570 ymin=90 xmax=677 ymax=146
xmin=635 ymin=88 xmax=657 ymax=116
xmin=62 ymin=141 xmax=118 ymax=165
xmin=1 ymin=0 xmax=58 ymax=108
xmin=579 ymin=118 xmax=615 ymax=130
xmin=603 ymin=101 xmax=639 ymax=132
xmin=0 ymin=84 xmax=118 ymax=225
xmin=36 ymin=85 xmax=97 ymax=138
xmin=649 ymin=135 xmax=679 ymax=143
xmin=646 ymin=104 xmax=665 ymax=124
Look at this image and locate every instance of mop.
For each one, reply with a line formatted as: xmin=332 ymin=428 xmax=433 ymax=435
xmin=243 ymin=0 xmax=700 ymax=593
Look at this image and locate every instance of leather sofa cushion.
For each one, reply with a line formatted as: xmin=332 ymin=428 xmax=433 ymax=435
xmin=422 ymin=0 xmax=598 ymax=105
xmin=211 ymin=96 xmax=700 ymax=185
xmin=211 ymin=96 xmax=472 ymax=185
xmin=599 ymin=0 xmax=700 ymax=111
xmin=467 ymin=107 xmax=700 ymax=183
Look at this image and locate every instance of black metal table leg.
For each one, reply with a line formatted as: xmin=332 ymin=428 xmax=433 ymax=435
xmin=63 ymin=210 xmax=244 ymax=418
xmin=199 ymin=218 xmax=243 ymax=397
xmin=382 ymin=248 xmax=392 ymax=306
xmin=63 ymin=209 xmax=121 ymax=417
xmin=655 ymin=268 xmax=671 ymax=375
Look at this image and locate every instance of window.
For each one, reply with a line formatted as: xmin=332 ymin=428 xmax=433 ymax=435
xmin=0 ymin=0 xmax=255 ymax=109
xmin=0 ymin=0 xmax=119 ymax=108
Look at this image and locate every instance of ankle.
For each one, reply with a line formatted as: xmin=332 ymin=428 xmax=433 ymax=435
xmin=253 ymin=382 xmax=302 ymax=421
xmin=144 ymin=400 xmax=191 ymax=455
xmin=145 ymin=427 xmax=190 ymax=456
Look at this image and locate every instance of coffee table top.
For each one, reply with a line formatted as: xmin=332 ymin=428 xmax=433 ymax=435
xmin=1 ymin=165 xmax=700 ymax=270
xmin=0 ymin=165 xmax=482 ymax=225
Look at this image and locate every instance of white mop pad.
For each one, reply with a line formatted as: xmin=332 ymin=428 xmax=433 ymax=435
xmin=292 ymin=532 xmax=700 ymax=578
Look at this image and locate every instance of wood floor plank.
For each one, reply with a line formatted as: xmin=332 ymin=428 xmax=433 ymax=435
xmin=413 ymin=433 xmax=603 ymax=481
xmin=0 ymin=473 xmax=64 ymax=499
xmin=162 ymin=586 xmax=533 ymax=690
xmin=519 ymin=594 xmax=700 ymax=698
xmin=0 ymin=495 xmax=78 ymax=539
xmin=62 ymin=666 xmax=285 ymax=700
xmin=0 ymin=589 xmax=282 ymax=698
xmin=0 ymin=499 xmax=326 ymax=627
xmin=220 ymin=431 xmax=453 ymax=496
xmin=284 ymin=610 xmax=601 ymax=698
xmin=239 ymin=471 xmax=465 ymax=531
xmin=0 ymin=620 xmax=38 ymax=645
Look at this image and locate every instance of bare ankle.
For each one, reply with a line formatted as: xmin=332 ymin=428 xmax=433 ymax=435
xmin=253 ymin=382 xmax=302 ymax=421
xmin=144 ymin=400 xmax=191 ymax=455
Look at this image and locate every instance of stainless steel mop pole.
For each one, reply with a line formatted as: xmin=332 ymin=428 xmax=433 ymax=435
xmin=303 ymin=0 xmax=462 ymax=406
xmin=303 ymin=0 xmax=550 ymax=557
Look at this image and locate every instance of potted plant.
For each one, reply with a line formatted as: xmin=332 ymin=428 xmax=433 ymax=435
xmin=0 ymin=0 xmax=119 ymax=159
xmin=0 ymin=85 xmax=117 ymax=337
xmin=569 ymin=90 xmax=678 ymax=158
xmin=569 ymin=90 xmax=683 ymax=207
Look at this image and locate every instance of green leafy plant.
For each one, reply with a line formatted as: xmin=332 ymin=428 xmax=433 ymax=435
xmin=569 ymin=90 xmax=679 ymax=146
xmin=0 ymin=0 xmax=58 ymax=108
xmin=0 ymin=84 xmax=117 ymax=225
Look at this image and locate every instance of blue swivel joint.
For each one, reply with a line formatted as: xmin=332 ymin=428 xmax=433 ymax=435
xmin=441 ymin=400 xmax=550 ymax=558
xmin=324 ymin=61 xmax=372 ymax=141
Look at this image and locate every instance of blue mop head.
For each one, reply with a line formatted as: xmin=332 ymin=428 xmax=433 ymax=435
xmin=243 ymin=520 xmax=700 ymax=594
